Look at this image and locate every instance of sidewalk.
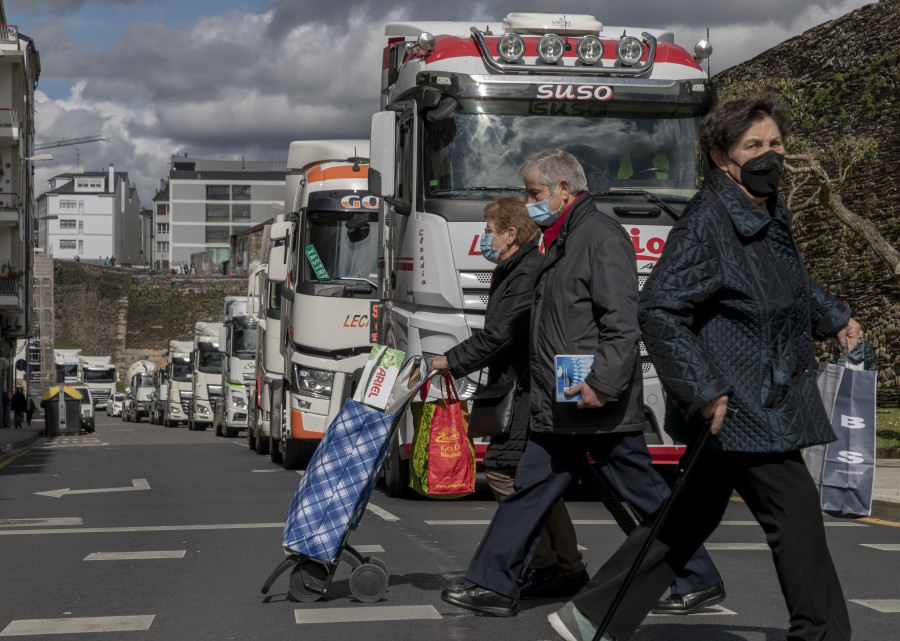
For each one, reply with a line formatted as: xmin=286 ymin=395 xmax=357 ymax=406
xmin=2 ymin=421 xmax=899 ymax=523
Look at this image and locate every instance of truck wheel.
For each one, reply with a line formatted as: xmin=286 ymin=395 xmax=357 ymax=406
xmin=257 ymin=436 xmax=269 ymax=456
xmin=270 ymin=438 xmax=283 ymax=464
xmin=223 ymin=425 xmax=238 ymax=438
xmin=283 ymin=439 xmax=316 ymax=470
xmin=248 ymin=428 xmax=257 ymax=451
xmin=383 ymin=438 xmax=410 ymax=498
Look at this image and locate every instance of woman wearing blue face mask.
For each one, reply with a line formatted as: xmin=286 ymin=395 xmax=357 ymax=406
xmin=431 ymin=197 xmax=589 ymax=598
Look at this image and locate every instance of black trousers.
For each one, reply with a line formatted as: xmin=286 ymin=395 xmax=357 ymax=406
xmin=465 ymin=431 xmax=721 ymax=599
xmin=572 ymin=449 xmax=851 ymax=641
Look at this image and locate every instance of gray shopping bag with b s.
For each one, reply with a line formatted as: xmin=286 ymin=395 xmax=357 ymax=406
xmin=804 ymin=363 xmax=877 ymax=518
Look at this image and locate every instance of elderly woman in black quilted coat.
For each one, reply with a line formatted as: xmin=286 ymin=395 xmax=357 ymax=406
xmin=430 ymin=196 xmax=588 ymax=598
xmin=548 ymin=95 xmax=854 ymax=641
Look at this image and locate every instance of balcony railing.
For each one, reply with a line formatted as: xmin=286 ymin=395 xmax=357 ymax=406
xmin=0 ymin=109 xmax=18 ymax=126
xmin=0 ymin=277 xmax=19 ymax=295
xmin=0 ymin=25 xmax=18 ymax=43
xmin=0 ymin=192 xmax=19 ymax=209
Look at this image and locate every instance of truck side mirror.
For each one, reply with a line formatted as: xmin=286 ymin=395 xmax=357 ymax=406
xmin=218 ymin=327 xmax=227 ymax=348
xmin=369 ymin=111 xmax=397 ymax=199
xmin=125 ymin=386 xmax=132 ymax=395
xmin=267 ymin=244 xmax=288 ymax=283
xmin=269 ymin=221 xmax=291 ymax=242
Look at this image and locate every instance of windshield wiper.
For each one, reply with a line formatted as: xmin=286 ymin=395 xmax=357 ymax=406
xmin=333 ymin=276 xmax=377 ymax=290
xmin=432 ymin=186 xmax=524 ymax=194
xmin=595 ymin=189 xmax=685 ymax=221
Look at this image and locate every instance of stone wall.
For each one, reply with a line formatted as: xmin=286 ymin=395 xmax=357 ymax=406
xmin=54 ymin=261 xmax=248 ymax=379
xmin=715 ymin=0 xmax=900 ymax=404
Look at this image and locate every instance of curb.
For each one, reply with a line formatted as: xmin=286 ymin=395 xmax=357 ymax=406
xmin=871 ymin=499 xmax=900 ymax=524
xmin=0 ymin=431 xmax=43 ymax=460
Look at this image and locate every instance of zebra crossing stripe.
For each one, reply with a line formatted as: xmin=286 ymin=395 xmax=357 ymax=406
xmin=0 ymin=615 xmax=154 ymax=636
xmin=294 ymin=605 xmax=441 ymax=624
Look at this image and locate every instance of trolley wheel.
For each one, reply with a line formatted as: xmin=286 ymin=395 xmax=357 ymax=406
xmin=365 ymin=556 xmax=389 ymax=577
xmin=349 ymin=563 xmax=388 ymax=603
xmin=288 ymin=561 xmax=328 ymax=603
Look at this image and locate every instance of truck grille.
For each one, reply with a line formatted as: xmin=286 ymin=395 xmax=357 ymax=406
xmin=179 ymin=390 xmax=193 ymax=414
xmin=92 ymin=390 xmax=110 ymax=405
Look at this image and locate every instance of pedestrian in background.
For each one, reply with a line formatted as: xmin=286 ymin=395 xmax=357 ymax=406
xmin=26 ymin=396 xmax=36 ymax=426
xmin=548 ymin=94 xmax=853 ymax=641
xmin=2 ymin=389 xmax=10 ymax=427
xmin=431 ymin=196 xmax=588 ymax=598
xmin=441 ymin=149 xmax=722 ymax=618
xmin=11 ymin=388 xmax=27 ymax=429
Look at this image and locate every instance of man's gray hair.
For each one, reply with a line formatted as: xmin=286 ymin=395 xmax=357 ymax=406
xmin=518 ymin=149 xmax=588 ymax=194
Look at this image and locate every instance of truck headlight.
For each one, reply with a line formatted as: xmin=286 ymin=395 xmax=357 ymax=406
xmin=616 ymin=35 xmax=644 ymax=66
xmin=537 ymin=34 xmax=565 ymax=63
xmin=291 ymin=365 xmax=334 ymax=399
xmin=231 ymin=396 xmax=247 ymax=409
xmin=497 ymin=33 xmax=525 ymax=63
xmin=198 ymin=405 xmax=210 ymax=415
xmin=576 ymin=35 xmax=604 ymax=65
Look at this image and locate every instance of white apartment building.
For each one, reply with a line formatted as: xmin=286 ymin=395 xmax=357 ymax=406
xmin=151 ymin=179 xmax=170 ymax=269
xmin=161 ymin=155 xmax=286 ymax=270
xmin=0 ymin=11 xmax=40 ymax=391
xmin=36 ymin=164 xmax=142 ymax=264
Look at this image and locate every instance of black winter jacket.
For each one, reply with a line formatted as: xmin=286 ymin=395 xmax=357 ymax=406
xmin=529 ymin=195 xmax=646 ymax=434
xmin=445 ymin=243 xmax=542 ymax=468
xmin=639 ymin=168 xmax=850 ymax=453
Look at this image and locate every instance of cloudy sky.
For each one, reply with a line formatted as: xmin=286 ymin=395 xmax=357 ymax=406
xmin=7 ymin=0 xmax=875 ymax=207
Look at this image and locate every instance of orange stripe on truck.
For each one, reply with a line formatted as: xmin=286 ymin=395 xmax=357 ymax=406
xmin=306 ymin=164 xmax=370 ymax=183
xmin=290 ymin=408 xmax=324 ymax=440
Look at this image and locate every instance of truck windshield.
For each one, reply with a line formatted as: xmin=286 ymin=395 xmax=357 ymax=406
xmin=56 ymin=364 xmax=77 ymax=381
xmin=423 ymin=100 xmax=705 ymax=200
xmin=83 ymin=369 xmax=115 ymax=383
xmin=198 ymin=347 xmax=223 ymax=374
xmin=302 ymin=211 xmax=378 ymax=284
xmin=135 ymin=373 xmax=154 ymax=388
xmin=172 ymin=361 xmax=192 ymax=382
xmin=232 ymin=319 xmax=257 ymax=355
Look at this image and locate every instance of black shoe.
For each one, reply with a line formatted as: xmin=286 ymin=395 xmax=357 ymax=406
xmin=520 ymin=564 xmax=564 ymax=598
xmin=557 ymin=568 xmax=590 ymax=596
xmin=652 ymin=581 xmax=725 ymax=615
xmin=441 ymin=582 xmax=518 ymax=616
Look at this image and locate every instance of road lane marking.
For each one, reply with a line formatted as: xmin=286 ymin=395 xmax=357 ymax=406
xmin=425 ymin=519 xmax=868 ymax=527
xmin=0 ymin=518 xmax=83 ymax=527
xmin=850 ymin=599 xmax=900 ymax=612
xmin=35 ymin=478 xmax=150 ymax=498
xmin=85 ymin=550 xmax=187 ymax=561
xmin=294 ymin=605 xmax=441 ymax=624
xmin=0 ymin=615 xmax=155 ymax=636
xmin=704 ymin=543 xmax=768 ymax=550
xmin=366 ymin=504 xmax=399 ymax=522
xmin=861 ymin=543 xmax=900 ymax=551
xmin=0 ymin=522 xmax=285 ymax=536
xmin=0 ymin=452 xmax=28 ymax=470
xmin=5 ymin=464 xmax=44 ymax=468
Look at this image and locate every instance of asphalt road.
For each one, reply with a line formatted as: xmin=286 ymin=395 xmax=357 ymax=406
xmin=1 ymin=412 xmax=898 ymax=641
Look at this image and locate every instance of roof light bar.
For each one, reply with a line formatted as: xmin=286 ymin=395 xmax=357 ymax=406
xmin=576 ymin=35 xmax=604 ymax=65
xmin=497 ymin=32 xmax=526 ymax=63
xmin=616 ymin=35 xmax=644 ymax=66
xmin=536 ymin=34 xmax=565 ymax=63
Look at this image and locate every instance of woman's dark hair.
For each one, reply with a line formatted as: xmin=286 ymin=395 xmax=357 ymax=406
xmin=698 ymin=93 xmax=790 ymax=164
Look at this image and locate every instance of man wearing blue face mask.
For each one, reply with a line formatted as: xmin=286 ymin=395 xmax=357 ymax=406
xmin=441 ymin=150 xmax=724 ymax=622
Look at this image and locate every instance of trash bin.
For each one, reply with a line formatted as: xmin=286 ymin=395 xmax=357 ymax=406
xmin=42 ymin=386 xmax=82 ymax=436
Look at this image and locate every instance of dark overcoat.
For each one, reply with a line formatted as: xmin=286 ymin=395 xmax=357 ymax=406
xmin=639 ymin=168 xmax=850 ymax=453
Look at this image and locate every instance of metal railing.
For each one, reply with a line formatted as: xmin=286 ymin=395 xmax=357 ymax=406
xmin=0 ymin=25 xmax=18 ymax=43
xmin=0 ymin=277 xmax=19 ymax=294
xmin=0 ymin=192 xmax=19 ymax=209
xmin=0 ymin=108 xmax=18 ymax=127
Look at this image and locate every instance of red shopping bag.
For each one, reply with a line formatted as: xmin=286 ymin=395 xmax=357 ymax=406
xmin=409 ymin=374 xmax=475 ymax=498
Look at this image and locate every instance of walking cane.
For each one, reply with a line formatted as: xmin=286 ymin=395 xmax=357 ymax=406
xmin=592 ymin=407 xmax=736 ymax=641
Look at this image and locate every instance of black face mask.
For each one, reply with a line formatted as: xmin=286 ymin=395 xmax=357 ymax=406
xmin=735 ymin=150 xmax=784 ymax=198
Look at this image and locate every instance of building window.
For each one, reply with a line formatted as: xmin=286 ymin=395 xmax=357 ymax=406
xmin=232 ymin=185 xmax=251 ymax=200
xmin=156 ymin=241 xmax=169 ymax=253
xmin=157 ymin=223 xmax=169 ymax=234
xmin=232 ymin=204 xmax=251 ymax=221
xmin=206 ymin=204 xmax=230 ymax=221
xmin=59 ymin=240 xmax=76 ymax=250
xmin=206 ymin=185 xmax=229 ymax=200
xmin=60 ymin=200 xmax=77 ymax=210
xmin=78 ymin=240 xmax=84 ymax=253
xmin=78 ymin=221 xmax=84 ymax=233
xmin=156 ymin=204 xmax=168 ymax=216
xmin=205 ymin=226 xmax=230 ymax=243
xmin=75 ymin=178 xmax=103 ymax=190
xmin=59 ymin=219 xmax=77 ymax=230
